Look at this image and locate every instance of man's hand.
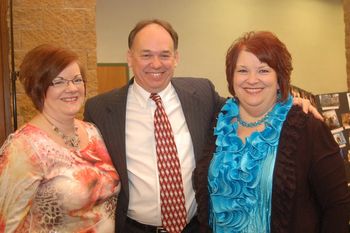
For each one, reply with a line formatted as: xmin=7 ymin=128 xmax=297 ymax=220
xmin=293 ymin=97 xmax=323 ymax=121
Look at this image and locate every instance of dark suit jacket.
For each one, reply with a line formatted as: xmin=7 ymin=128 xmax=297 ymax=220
xmin=84 ymin=77 xmax=224 ymax=232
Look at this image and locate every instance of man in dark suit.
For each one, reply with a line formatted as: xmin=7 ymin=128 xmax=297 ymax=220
xmin=84 ymin=19 xmax=222 ymax=233
xmin=84 ymin=19 xmax=322 ymax=233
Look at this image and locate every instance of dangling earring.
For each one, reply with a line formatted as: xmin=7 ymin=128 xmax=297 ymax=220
xmin=277 ymin=89 xmax=282 ymax=102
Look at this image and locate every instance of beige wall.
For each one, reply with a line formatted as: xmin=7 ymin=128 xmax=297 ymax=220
xmin=9 ymin=0 xmax=347 ymax=128
xmin=96 ymin=0 xmax=346 ymax=96
xmin=344 ymin=0 xmax=350 ymax=89
xmin=12 ymin=0 xmax=97 ymax=126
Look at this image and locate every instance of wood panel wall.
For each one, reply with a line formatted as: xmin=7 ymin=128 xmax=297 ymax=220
xmin=97 ymin=63 xmax=129 ymax=94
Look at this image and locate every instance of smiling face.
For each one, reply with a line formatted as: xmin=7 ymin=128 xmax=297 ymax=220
xmin=127 ymin=23 xmax=179 ymax=93
xmin=233 ymin=50 xmax=279 ymax=117
xmin=42 ymin=62 xmax=85 ymax=120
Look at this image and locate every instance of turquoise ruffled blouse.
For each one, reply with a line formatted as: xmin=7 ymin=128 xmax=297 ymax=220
xmin=208 ymin=95 xmax=293 ymax=233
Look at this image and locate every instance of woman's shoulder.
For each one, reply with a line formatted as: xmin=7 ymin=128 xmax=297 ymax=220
xmin=78 ymin=120 xmax=104 ymax=140
xmin=283 ymin=105 xmax=339 ymax=158
xmin=79 ymin=119 xmax=96 ymax=129
xmin=0 ymin=124 xmax=45 ymax=170
xmin=1 ymin=124 xmax=40 ymax=150
xmin=286 ymin=105 xmax=322 ymax=126
xmin=287 ymin=106 xmax=331 ymax=133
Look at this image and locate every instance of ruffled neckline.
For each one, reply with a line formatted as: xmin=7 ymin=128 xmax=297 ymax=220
xmin=215 ymin=97 xmax=292 ymax=150
xmin=209 ymin=96 xmax=293 ymax=232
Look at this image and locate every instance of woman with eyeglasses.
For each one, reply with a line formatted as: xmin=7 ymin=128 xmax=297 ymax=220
xmin=0 ymin=44 xmax=120 ymax=232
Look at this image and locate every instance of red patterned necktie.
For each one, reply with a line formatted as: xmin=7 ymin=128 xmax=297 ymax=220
xmin=150 ymin=93 xmax=187 ymax=233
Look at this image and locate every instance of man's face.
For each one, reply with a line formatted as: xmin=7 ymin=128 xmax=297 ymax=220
xmin=127 ymin=23 xmax=179 ymax=93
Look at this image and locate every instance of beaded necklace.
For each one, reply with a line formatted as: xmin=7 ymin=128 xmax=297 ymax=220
xmin=42 ymin=114 xmax=80 ymax=148
xmin=237 ymin=111 xmax=271 ymax=127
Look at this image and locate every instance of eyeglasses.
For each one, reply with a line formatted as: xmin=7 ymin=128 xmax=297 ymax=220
xmin=50 ymin=75 xmax=85 ymax=88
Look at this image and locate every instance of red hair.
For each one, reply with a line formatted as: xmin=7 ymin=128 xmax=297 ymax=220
xmin=19 ymin=44 xmax=86 ymax=111
xmin=226 ymin=31 xmax=292 ymax=101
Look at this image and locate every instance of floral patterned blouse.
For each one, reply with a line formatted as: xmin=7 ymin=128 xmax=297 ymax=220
xmin=0 ymin=121 xmax=120 ymax=233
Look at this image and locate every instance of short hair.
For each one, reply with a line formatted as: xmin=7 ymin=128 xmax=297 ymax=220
xmin=225 ymin=31 xmax=293 ymax=101
xmin=19 ymin=44 xmax=86 ymax=111
xmin=128 ymin=19 xmax=179 ymax=50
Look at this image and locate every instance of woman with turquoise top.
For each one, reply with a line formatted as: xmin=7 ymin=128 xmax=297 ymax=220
xmin=194 ymin=31 xmax=350 ymax=233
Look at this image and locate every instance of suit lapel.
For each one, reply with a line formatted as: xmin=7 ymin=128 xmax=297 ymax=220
xmin=104 ymin=84 xmax=130 ymax=199
xmin=172 ymin=80 xmax=202 ymax=161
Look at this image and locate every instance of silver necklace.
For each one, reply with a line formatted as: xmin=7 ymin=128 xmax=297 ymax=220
xmin=43 ymin=114 xmax=80 ymax=148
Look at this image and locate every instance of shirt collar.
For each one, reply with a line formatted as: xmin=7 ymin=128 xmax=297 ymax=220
xmin=132 ymin=80 xmax=174 ymax=108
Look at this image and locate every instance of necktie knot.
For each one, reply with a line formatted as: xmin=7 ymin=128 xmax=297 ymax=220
xmin=150 ymin=93 xmax=162 ymax=104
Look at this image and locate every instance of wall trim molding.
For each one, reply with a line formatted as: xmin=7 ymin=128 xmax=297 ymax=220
xmin=0 ymin=0 xmax=12 ymax=145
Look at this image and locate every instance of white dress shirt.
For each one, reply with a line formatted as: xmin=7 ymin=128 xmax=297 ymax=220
xmin=125 ymin=80 xmax=197 ymax=225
